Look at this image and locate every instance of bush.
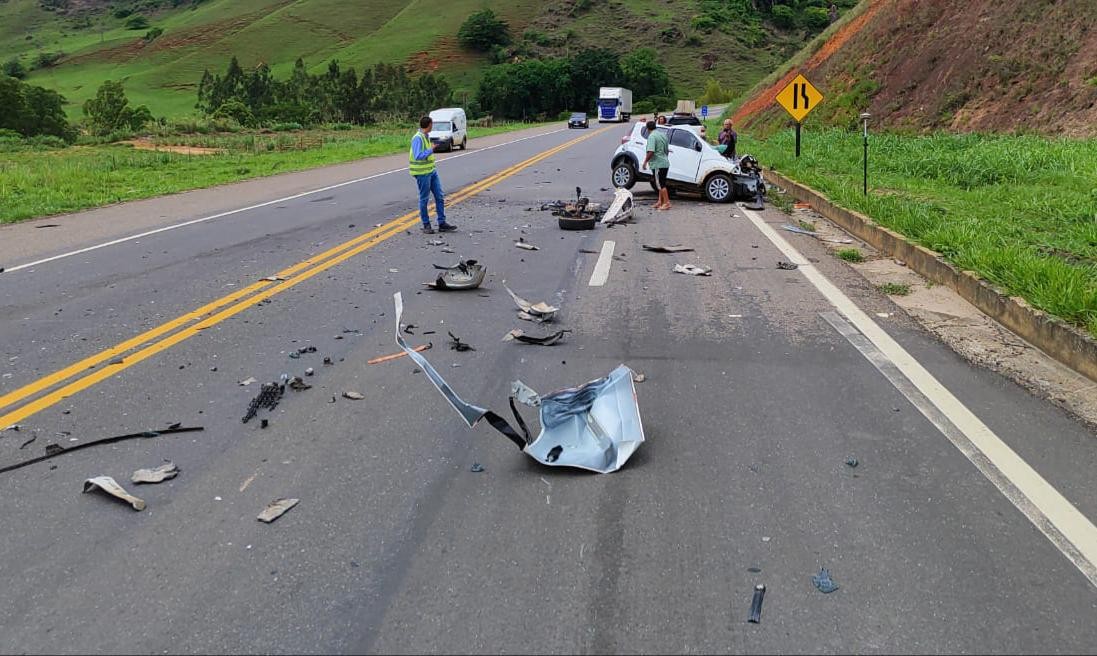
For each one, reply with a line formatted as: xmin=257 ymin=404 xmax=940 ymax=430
xmin=802 ymin=6 xmax=830 ymax=30
xmin=632 ymin=100 xmax=655 ymax=114
xmin=697 ymin=78 xmax=733 ymax=105
xmin=684 ymin=33 xmax=703 ymax=47
xmin=458 ymin=9 xmax=510 ymax=51
xmin=0 ymin=76 xmax=76 ymax=142
xmin=125 ymin=15 xmax=150 ymax=30
xmin=771 ymin=5 xmax=795 ymax=29
xmin=143 ymin=27 xmax=163 ymax=42
xmin=691 ymin=14 xmax=718 ymax=32
xmin=211 ymin=99 xmax=254 ymax=126
xmin=33 ymin=51 xmax=63 ymax=69
xmin=3 ymin=58 xmax=27 ymax=79
xmin=113 ymin=7 xmax=133 ymax=18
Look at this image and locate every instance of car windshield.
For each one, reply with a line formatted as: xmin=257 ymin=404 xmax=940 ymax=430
xmin=432 ymin=121 xmax=452 ymax=132
xmin=571 ymin=114 xmax=586 ymax=119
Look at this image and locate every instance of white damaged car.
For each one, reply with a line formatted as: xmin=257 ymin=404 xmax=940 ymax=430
xmin=609 ymin=122 xmax=763 ymax=203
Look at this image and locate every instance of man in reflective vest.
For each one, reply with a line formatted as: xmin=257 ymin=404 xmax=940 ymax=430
xmin=410 ymin=116 xmax=457 ymax=234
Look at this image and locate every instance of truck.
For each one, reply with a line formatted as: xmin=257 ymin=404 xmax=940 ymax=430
xmin=673 ymin=99 xmax=696 ymax=116
xmin=597 ymin=87 xmax=632 ymax=123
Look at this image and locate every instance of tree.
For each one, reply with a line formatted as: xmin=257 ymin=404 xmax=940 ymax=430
xmin=771 ymin=4 xmax=795 ymax=28
xmin=620 ymin=48 xmax=673 ymax=102
xmin=83 ymin=80 xmax=152 ymax=135
xmin=0 ymin=76 xmax=75 ymax=141
xmin=458 ymin=9 xmax=510 ymax=51
xmin=802 ymin=6 xmax=830 ymax=30
xmin=125 ymin=15 xmax=150 ymax=30
xmin=568 ymin=48 xmax=621 ymax=111
xmin=3 ymin=58 xmax=27 ymax=79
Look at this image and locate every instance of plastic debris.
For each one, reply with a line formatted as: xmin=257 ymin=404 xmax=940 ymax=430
xmin=0 ymin=426 xmax=203 ymax=476
xmin=470 ymin=463 xmax=484 ymax=473
xmin=257 ymin=498 xmax=299 ymax=523
xmin=425 ymin=260 xmax=486 ymax=290
xmin=243 ymin=382 xmax=283 ymax=423
xmin=812 ymin=568 xmax=839 ymax=594
xmin=504 ymin=286 xmax=558 ymax=323
xmin=132 ymin=462 xmax=179 ymax=484
xmin=261 ymin=275 xmax=286 ymax=282
xmin=448 ymin=332 xmax=475 ymax=351
xmin=342 ymin=391 xmax=365 ymax=400
xmin=845 ymin=457 xmax=859 ymax=468
xmin=776 ymin=261 xmax=799 ymax=270
xmin=288 ymin=376 xmax=311 ymax=391
xmin=83 ymin=476 xmax=146 ymax=511
xmin=368 ymin=343 xmax=431 ymax=365
xmin=780 ymin=224 xmax=817 ymax=237
xmin=601 ymin=188 xmax=634 ymax=225
xmin=238 ymin=377 xmax=258 ymax=386
xmin=632 ymin=372 xmax=646 ymax=383
xmin=503 ymin=329 xmax=571 ymax=346
xmin=748 ymin=584 xmax=766 ymax=623
xmin=394 ymin=292 xmax=643 ymax=473
xmin=642 ymin=244 xmax=695 ymax=253
xmin=515 ymin=239 xmax=539 ymax=251
xmin=673 ymin=264 xmax=712 ymax=276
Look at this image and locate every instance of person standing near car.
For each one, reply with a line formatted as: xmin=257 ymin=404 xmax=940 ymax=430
xmin=409 ymin=116 xmax=457 ymax=234
xmin=642 ymin=119 xmax=671 ymax=211
xmin=718 ymin=118 xmax=738 ymax=163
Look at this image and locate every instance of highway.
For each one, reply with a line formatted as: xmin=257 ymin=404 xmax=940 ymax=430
xmin=1 ymin=122 xmax=1096 ymax=654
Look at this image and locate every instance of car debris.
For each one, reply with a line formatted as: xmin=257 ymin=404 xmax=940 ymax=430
xmin=601 ymin=188 xmax=634 ymax=225
xmin=18 ymin=434 xmax=37 ymax=450
xmin=132 ymin=462 xmax=179 ymax=484
xmin=83 ymin=476 xmax=146 ymax=511
xmin=261 ymin=275 xmax=286 ymax=282
xmin=503 ymin=329 xmax=571 ymax=346
xmin=642 ymin=244 xmax=695 ymax=253
xmin=305 ymin=367 xmax=315 ymax=376
xmin=578 ymin=249 xmax=600 ymax=254
xmin=515 ymin=239 xmax=539 ymax=251
xmin=845 ymin=457 xmax=859 ymax=468
xmin=257 ymin=498 xmax=299 ymax=523
xmin=673 ymin=264 xmax=712 ymax=276
xmin=425 ymin=260 xmax=486 ymax=290
xmin=748 ymin=584 xmax=766 ymax=623
xmin=288 ymin=376 xmax=311 ymax=391
xmin=0 ymin=426 xmax=203 ymax=476
xmin=776 ymin=261 xmax=799 ymax=270
xmin=393 ymin=293 xmax=643 ymax=473
xmin=342 ymin=391 xmax=365 ymax=400
xmin=403 ymin=324 xmax=416 ymax=334
xmin=3 ymin=424 xmax=20 ymax=432
xmin=368 ymin=343 xmax=431 ymax=365
xmin=504 ymin=286 xmax=558 ymax=323
xmin=632 ymin=372 xmax=646 ymax=383
xmin=780 ymin=224 xmax=854 ymax=244
xmin=242 ymin=382 xmax=283 ymax=423
xmin=812 ymin=568 xmax=840 ymax=594
xmin=470 ymin=463 xmax=484 ymax=473
xmin=448 ymin=332 xmax=475 ymax=351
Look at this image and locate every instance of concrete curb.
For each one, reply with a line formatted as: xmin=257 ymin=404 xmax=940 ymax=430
xmin=764 ymin=170 xmax=1097 ymax=383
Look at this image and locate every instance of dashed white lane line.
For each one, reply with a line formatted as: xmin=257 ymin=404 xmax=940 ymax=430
xmin=4 ymin=128 xmax=567 ymax=274
xmin=588 ymin=240 xmax=616 ymax=287
xmin=742 ymin=206 xmax=1097 ymax=589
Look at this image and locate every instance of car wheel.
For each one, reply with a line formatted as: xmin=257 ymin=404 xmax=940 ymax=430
xmin=703 ymin=173 xmax=733 ymax=203
xmin=612 ymin=160 xmax=637 ymax=189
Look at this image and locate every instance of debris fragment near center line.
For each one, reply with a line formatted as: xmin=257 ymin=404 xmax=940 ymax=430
xmin=392 ymin=292 xmax=644 ymax=473
xmin=257 ymin=498 xmax=299 ymax=523
xmin=503 ymin=329 xmax=571 ymax=346
xmin=425 ymin=260 xmax=486 ymax=290
xmin=776 ymin=261 xmax=799 ymax=270
xmin=505 ymin=286 xmax=558 ymax=323
xmin=132 ymin=462 xmax=179 ymax=484
xmin=642 ymin=244 xmax=695 ymax=253
xmin=448 ymin=332 xmax=475 ymax=351
xmin=515 ymin=238 xmax=539 ymax=251
xmin=83 ymin=476 xmax=146 ymax=511
xmin=673 ymin=264 xmax=712 ymax=276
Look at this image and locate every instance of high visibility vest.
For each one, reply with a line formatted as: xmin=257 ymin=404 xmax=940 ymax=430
xmin=408 ymin=130 xmax=435 ymax=176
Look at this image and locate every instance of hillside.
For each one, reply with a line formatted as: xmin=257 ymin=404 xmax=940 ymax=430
xmin=732 ymin=0 xmax=1097 ymax=136
xmin=1 ymin=0 xmax=841 ymax=119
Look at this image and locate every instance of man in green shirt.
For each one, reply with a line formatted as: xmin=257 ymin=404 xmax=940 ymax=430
xmin=642 ymin=120 xmax=671 ymax=211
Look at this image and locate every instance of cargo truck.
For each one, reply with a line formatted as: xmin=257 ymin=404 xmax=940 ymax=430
xmin=597 ymin=87 xmax=632 ymax=123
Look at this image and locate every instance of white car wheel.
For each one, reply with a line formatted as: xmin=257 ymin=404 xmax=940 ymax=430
xmin=704 ymin=173 xmax=732 ymax=203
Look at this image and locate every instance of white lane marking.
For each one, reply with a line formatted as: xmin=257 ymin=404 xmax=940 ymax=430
xmin=3 ymin=128 xmax=567 ymax=273
xmin=588 ymin=240 xmax=616 ymax=287
xmin=743 ymin=206 xmax=1097 ymax=589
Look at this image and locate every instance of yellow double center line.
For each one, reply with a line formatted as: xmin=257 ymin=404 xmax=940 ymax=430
xmin=0 ymin=127 xmax=608 ymax=427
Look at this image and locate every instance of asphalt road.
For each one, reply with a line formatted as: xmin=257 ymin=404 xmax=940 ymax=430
xmin=2 ymin=123 xmax=1097 ymax=654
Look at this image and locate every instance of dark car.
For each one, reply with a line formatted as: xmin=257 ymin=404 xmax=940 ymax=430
xmin=568 ymin=112 xmax=589 ymax=129
xmin=665 ymin=113 xmax=706 ymax=138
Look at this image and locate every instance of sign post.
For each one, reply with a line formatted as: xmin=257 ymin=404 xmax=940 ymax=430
xmin=701 ymin=105 xmax=708 ymax=119
xmin=775 ymin=73 xmax=823 ymax=158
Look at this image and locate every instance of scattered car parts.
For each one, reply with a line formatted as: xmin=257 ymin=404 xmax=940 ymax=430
xmin=0 ymin=426 xmax=203 ymax=476
xmin=132 ymin=462 xmax=179 ymax=484
xmin=258 ymin=498 xmax=299 ymax=523
xmin=425 ymin=260 xmax=486 ymax=290
xmin=505 ymin=286 xmax=558 ymax=323
xmin=642 ymin=244 xmax=694 ymax=253
xmin=673 ymin=264 xmax=712 ymax=276
xmin=83 ymin=476 xmax=146 ymax=511
xmin=503 ymin=329 xmax=571 ymax=346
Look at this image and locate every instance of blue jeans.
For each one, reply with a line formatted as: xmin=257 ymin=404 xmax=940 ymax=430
xmin=414 ymin=171 xmax=446 ymax=227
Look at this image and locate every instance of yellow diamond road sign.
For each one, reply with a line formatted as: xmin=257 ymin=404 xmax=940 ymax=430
xmin=776 ymin=73 xmax=824 ymax=123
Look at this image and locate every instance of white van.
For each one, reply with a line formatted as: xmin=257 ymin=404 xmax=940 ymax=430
xmin=428 ymin=108 xmax=467 ymax=152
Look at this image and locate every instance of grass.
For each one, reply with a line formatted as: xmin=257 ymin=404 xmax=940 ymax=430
xmin=0 ymin=121 xmax=543 ymax=223
xmin=878 ymin=282 xmax=911 ymax=296
xmin=836 ymin=247 xmax=864 ymax=263
xmin=745 ymin=128 xmax=1097 ymax=336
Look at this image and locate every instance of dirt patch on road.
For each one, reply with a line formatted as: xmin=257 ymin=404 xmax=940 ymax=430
xmin=120 ymin=139 xmax=221 ymax=155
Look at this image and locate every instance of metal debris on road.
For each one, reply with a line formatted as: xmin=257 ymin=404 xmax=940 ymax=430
xmin=642 ymin=244 xmax=695 ymax=253
xmin=812 ymin=568 xmax=840 ymax=593
xmin=425 ymin=260 xmax=486 ymax=290
xmin=132 ymin=462 xmax=179 ymax=484
xmin=393 ymin=292 xmax=644 ymax=473
xmin=257 ymin=498 xmax=299 ymax=523
xmin=83 ymin=476 xmax=146 ymax=511
xmin=748 ymin=584 xmax=766 ymax=623
xmin=515 ymin=239 xmax=539 ymax=251
xmin=845 ymin=457 xmax=859 ymax=468
xmin=601 ymin=188 xmax=635 ymax=225
xmin=243 ymin=382 xmax=283 ymax=423
xmin=0 ymin=426 xmax=203 ymax=476
xmin=673 ymin=264 xmax=713 ymax=276
xmin=781 ymin=224 xmax=817 ymax=237
xmin=505 ymin=286 xmax=558 ymax=323
xmin=776 ymin=261 xmax=799 ymax=270
xmin=238 ymin=377 xmax=258 ymax=386
xmin=448 ymin=332 xmax=475 ymax=351
xmin=342 ymin=391 xmax=365 ymax=400
xmin=368 ymin=343 xmax=431 ymax=365
xmin=503 ymin=329 xmax=571 ymax=346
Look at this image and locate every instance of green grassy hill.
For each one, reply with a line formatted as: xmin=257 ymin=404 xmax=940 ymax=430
xmin=1 ymin=0 xmax=830 ymax=119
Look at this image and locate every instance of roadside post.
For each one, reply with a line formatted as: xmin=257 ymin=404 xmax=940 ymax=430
xmin=701 ymin=105 xmax=708 ymax=119
xmin=776 ymin=73 xmax=823 ymax=158
xmin=860 ymin=112 xmax=871 ymax=195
